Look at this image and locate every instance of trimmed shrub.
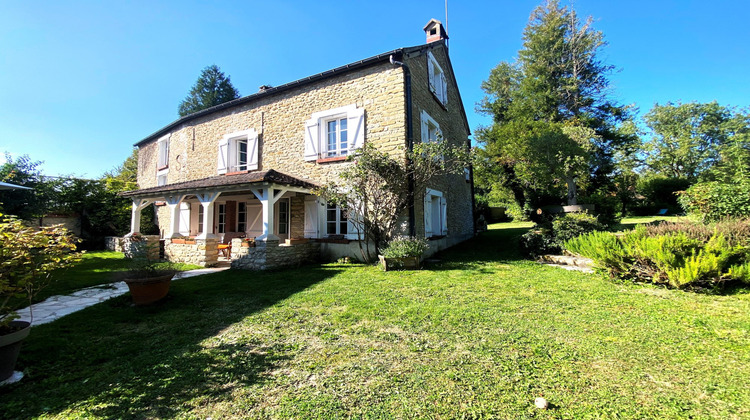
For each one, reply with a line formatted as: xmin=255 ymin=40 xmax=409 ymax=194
xmin=381 ymin=237 xmax=429 ymax=258
xmin=679 ymin=181 xmax=750 ymax=222
xmin=521 ymin=212 xmax=605 ymax=257
xmin=565 ymin=219 xmax=750 ymax=289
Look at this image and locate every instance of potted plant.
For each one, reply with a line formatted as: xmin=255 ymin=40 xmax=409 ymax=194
xmin=378 ymin=237 xmax=428 ymax=271
xmin=241 ymin=237 xmax=255 ymax=248
xmin=0 ymin=214 xmax=81 ymax=383
xmin=120 ymin=242 xmax=177 ymax=306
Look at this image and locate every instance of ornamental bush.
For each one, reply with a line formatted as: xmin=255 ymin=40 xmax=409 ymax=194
xmin=678 ymin=181 xmax=750 ymax=222
xmin=0 ymin=214 xmax=82 ymax=329
xmin=565 ymin=219 xmax=750 ymax=289
xmin=381 ymin=237 xmax=429 ymax=259
xmin=521 ymin=212 xmax=605 ymax=257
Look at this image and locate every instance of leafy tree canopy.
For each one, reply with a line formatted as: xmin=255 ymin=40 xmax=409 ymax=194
xmin=178 ymin=65 xmax=241 ymax=117
xmin=643 ymin=101 xmax=750 ymax=181
xmin=477 ymin=0 xmax=635 ymax=209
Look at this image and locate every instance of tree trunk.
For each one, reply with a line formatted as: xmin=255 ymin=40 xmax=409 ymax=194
xmin=566 ymin=175 xmax=578 ymax=205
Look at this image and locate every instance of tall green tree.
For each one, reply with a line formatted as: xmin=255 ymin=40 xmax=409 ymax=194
xmin=643 ymin=101 xmax=750 ymax=181
xmin=178 ymin=65 xmax=241 ymax=117
xmin=477 ymin=0 xmax=634 ymax=210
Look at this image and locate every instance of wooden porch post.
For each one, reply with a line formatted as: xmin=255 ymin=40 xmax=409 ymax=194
xmin=196 ymin=191 xmax=221 ymax=239
xmin=127 ymin=198 xmax=151 ymax=236
xmin=165 ymin=194 xmax=186 ymax=238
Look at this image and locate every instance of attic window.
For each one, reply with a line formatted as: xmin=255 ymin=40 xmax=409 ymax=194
xmin=430 ymin=28 xmax=437 ymax=36
xmin=427 ymin=52 xmax=448 ymax=106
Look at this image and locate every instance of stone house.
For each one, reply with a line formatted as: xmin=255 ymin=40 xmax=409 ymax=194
xmin=121 ymin=19 xmax=475 ymax=269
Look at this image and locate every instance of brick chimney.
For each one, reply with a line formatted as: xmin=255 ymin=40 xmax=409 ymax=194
xmin=424 ymin=19 xmax=448 ymax=43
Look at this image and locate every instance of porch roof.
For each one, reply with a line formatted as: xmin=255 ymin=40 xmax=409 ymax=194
xmin=120 ymin=170 xmax=318 ymax=198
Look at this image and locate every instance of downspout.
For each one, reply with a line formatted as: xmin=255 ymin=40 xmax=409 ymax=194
xmin=390 ymin=54 xmax=416 ymax=237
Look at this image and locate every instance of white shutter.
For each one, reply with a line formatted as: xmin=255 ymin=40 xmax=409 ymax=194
xmin=304 ymin=198 xmax=318 ymax=238
xmin=427 ymin=52 xmax=435 ymax=92
xmin=424 ymin=195 xmax=432 ymax=238
xmin=217 ymin=137 xmax=229 ymax=174
xmin=440 ymin=197 xmax=448 ymax=235
xmin=348 ymin=107 xmax=365 ymax=151
xmin=248 ymin=130 xmax=259 ymax=170
xmin=304 ymin=119 xmax=319 ymax=161
xmin=179 ymin=202 xmax=190 ymax=235
xmin=420 ymin=111 xmax=429 ymax=144
xmin=440 ymin=72 xmax=448 ymax=105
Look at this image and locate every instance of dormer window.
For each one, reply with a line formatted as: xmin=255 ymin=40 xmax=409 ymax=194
xmin=427 ymin=51 xmax=448 ymax=106
xmin=217 ymin=129 xmax=259 ymax=174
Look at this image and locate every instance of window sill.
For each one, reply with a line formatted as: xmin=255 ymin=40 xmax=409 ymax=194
xmin=427 ymin=235 xmax=446 ymax=241
xmin=225 ymin=170 xmax=249 ymax=176
xmin=316 ymin=156 xmax=349 ymax=164
xmin=430 ymin=91 xmax=448 ymax=110
xmin=157 ymin=165 xmax=169 ymax=171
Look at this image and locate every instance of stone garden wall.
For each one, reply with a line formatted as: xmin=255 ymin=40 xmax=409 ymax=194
xmin=231 ymin=238 xmax=320 ymax=270
xmin=165 ymin=238 xmax=219 ymax=267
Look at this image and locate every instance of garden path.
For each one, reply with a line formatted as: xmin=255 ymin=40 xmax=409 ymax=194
xmin=16 ymin=267 xmax=230 ymax=326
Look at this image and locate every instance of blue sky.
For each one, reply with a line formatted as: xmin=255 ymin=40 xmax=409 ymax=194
xmin=1 ymin=0 xmax=748 ymax=177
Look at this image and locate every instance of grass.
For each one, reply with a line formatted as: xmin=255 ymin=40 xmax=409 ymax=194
xmin=32 ymin=251 xmax=202 ymax=304
xmin=1 ymin=222 xmax=749 ymax=418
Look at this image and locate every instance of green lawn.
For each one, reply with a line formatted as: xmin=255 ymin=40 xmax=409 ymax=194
xmin=1 ymin=223 xmax=749 ymax=418
xmin=31 ymin=251 xmax=201 ymax=304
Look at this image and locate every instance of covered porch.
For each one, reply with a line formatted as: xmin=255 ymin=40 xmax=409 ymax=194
xmin=120 ymin=170 xmax=323 ymax=268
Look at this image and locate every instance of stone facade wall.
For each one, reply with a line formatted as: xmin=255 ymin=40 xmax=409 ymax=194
xmin=138 ymin=62 xmax=406 ymax=190
xmin=165 ymin=238 xmax=219 ymax=267
xmin=405 ymin=43 xmax=475 ymax=244
xmin=230 ymin=238 xmax=320 ymax=270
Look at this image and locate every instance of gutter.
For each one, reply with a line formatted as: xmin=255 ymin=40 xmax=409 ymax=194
xmin=390 ymin=54 xmax=416 ymax=237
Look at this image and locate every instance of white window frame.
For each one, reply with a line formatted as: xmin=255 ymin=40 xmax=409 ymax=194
xmin=218 ymin=129 xmax=258 ymax=174
xmin=420 ymin=111 xmax=442 ymax=144
xmin=156 ymin=134 xmax=170 ymax=185
xmin=323 ymin=114 xmax=350 ymax=157
xmin=325 ymin=203 xmax=348 ymax=236
xmin=217 ymin=203 xmax=226 ymax=234
xmin=157 ymin=134 xmax=170 ymax=169
xmin=427 ymin=51 xmax=448 ymax=106
xmin=424 ymin=188 xmax=448 ymax=238
xmin=305 ymin=104 xmax=365 ymax=161
xmin=237 ymin=202 xmax=247 ymax=233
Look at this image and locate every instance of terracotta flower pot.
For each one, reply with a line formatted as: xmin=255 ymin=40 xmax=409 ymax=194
xmin=0 ymin=321 xmax=31 ymax=382
xmin=124 ymin=274 xmax=174 ymax=305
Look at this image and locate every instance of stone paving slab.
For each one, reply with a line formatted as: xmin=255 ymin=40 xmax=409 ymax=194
xmin=16 ymin=267 xmax=229 ymax=327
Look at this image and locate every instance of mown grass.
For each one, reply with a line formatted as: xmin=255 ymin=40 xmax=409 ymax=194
xmin=32 ymin=251 xmax=201 ymax=304
xmin=1 ymin=222 xmax=749 ymax=419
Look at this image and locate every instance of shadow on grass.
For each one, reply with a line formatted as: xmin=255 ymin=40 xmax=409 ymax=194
xmin=0 ymin=264 xmax=341 ymax=419
xmin=426 ymin=225 xmax=532 ymax=272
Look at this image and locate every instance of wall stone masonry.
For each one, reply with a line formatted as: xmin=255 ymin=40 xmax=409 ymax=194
xmin=121 ymin=235 xmax=160 ymax=260
xmin=134 ymin=39 xmax=475 ymax=264
xmin=406 ymin=42 xmax=474 ymax=247
xmin=138 ymin=62 xmax=406 ymax=190
xmin=165 ymin=238 xmax=219 ymax=267
xmin=105 ymin=236 xmax=124 ymax=252
xmin=231 ymin=238 xmax=320 ymax=270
